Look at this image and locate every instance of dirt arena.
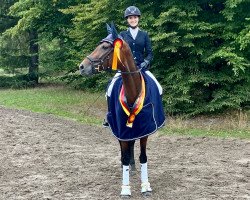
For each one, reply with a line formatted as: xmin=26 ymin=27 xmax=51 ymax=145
xmin=0 ymin=106 xmax=249 ymax=200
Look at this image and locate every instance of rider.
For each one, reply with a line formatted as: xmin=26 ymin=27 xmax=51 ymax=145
xmin=121 ymin=6 xmax=162 ymax=93
xmin=120 ymin=5 xmax=153 ymax=71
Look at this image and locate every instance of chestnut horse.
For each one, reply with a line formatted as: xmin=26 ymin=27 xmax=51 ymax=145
xmin=79 ymin=23 xmax=165 ymax=198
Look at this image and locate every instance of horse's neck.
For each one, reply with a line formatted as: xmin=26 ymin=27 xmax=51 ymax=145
xmin=118 ymin=45 xmax=141 ymax=104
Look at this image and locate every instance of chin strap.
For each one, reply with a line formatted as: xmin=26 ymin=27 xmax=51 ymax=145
xmin=129 ymin=26 xmax=138 ymax=29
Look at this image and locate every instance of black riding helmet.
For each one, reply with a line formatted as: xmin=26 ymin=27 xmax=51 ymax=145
xmin=124 ymin=6 xmax=141 ymax=18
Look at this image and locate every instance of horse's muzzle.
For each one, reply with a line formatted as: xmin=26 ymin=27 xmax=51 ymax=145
xmin=79 ymin=62 xmax=93 ymax=76
xmin=79 ymin=63 xmax=85 ymax=75
xmin=79 ymin=63 xmax=84 ymax=75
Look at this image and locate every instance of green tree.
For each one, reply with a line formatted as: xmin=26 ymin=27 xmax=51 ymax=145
xmin=148 ymin=0 xmax=249 ymax=115
xmin=61 ymin=0 xmax=128 ymax=67
xmin=1 ymin=0 xmax=79 ymax=82
xmin=0 ymin=0 xmax=29 ymax=74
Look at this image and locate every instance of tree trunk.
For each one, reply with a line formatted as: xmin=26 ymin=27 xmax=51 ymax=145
xmin=28 ymin=29 xmax=39 ymax=84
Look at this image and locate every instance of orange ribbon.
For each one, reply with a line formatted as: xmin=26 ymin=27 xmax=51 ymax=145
xmin=112 ymin=39 xmax=123 ymax=70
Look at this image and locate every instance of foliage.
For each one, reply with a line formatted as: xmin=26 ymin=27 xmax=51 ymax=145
xmin=60 ymin=0 xmax=128 ymax=71
xmin=0 ymin=32 xmax=29 ymax=72
xmin=149 ymin=0 xmax=250 ymax=115
xmin=0 ymin=0 xmax=249 ymax=115
xmin=0 ymin=75 xmax=36 ymax=88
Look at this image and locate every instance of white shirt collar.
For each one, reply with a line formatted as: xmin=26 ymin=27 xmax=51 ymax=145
xmin=129 ymin=27 xmax=139 ymax=40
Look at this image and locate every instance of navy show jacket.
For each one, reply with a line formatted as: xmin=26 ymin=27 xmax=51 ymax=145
xmin=120 ymin=29 xmax=153 ymax=67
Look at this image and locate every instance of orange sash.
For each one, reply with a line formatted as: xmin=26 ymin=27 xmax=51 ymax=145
xmin=119 ymin=74 xmax=146 ymax=128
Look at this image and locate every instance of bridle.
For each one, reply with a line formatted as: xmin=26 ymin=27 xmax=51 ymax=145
xmin=86 ymin=41 xmax=141 ymax=74
xmin=86 ymin=45 xmax=113 ymax=73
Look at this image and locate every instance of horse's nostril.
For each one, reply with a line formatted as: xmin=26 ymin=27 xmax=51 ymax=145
xmin=80 ymin=64 xmax=84 ymax=70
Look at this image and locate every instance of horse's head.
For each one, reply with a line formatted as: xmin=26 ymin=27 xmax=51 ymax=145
xmin=79 ymin=23 xmax=122 ymax=75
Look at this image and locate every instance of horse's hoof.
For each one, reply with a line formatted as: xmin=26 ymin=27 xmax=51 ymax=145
xmin=120 ymin=194 xmax=131 ymax=199
xmin=120 ymin=185 xmax=131 ymax=198
xmin=141 ymin=182 xmax=152 ymax=197
xmin=142 ymin=191 xmax=152 ymax=197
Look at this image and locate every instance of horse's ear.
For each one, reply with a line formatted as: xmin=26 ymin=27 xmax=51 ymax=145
xmin=110 ymin=21 xmax=119 ymax=39
xmin=106 ymin=23 xmax=112 ymax=34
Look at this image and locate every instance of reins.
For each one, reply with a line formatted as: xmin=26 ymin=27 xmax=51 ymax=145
xmin=118 ymin=68 xmax=141 ymax=74
xmin=83 ymin=74 xmax=121 ymax=115
xmin=83 ymin=92 xmax=103 ymax=116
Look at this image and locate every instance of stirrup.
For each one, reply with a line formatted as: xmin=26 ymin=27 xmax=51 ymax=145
xmin=120 ymin=185 xmax=131 ymax=197
xmin=102 ymin=119 xmax=109 ymax=127
xmin=141 ymin=182 xmax=152 ymax=194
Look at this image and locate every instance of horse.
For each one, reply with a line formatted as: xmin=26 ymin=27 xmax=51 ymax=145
xmin=79 ymin=23 xmax=165 ymax=198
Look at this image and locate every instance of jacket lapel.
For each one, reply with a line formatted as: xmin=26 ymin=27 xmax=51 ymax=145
xmin=126 ymin=29 xmax=134 ymax=40
xmin=135 ymin=30 xmax=142 ymax=40
xmin=125 ymin=28 xmax=141 ymax=41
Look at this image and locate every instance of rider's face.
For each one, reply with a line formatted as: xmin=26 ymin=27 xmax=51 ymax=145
xmin=127 ymin=15 xmax=139 ymax=28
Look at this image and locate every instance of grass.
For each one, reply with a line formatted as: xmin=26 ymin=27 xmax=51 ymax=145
xmin=0 ymin=85 xmax=107 ymax=125
xmin=160 ymin=114 xmax=250 ymax=139
xmin=0 ymin=85 xmax=249 ymax=139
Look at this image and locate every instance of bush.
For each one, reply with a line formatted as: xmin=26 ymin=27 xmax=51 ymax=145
xmin=0 ymin=75 xmax=36 ymax=89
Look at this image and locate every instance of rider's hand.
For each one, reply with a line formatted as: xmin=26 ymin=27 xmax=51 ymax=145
xmin=140 ymin=60 xmax=150 ymax=69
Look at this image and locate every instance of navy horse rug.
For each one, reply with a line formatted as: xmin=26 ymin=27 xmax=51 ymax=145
xmin=106 ymin=71 xmax=165 ymax=141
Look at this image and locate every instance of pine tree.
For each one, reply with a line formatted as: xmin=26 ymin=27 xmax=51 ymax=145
xmin=148 ymin=0 xmax=250 ymax=115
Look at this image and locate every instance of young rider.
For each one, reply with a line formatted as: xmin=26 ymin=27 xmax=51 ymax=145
xmin=120 ymin=5 xmax=153 ymax=71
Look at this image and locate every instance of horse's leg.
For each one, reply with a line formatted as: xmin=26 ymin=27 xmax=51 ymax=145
xmin=119 ymin=141 xmax=123 ymax=168
xmin=139 ymin=136 xmax=152 ymax=196
xmin=128 ymin=140 xmax=136 ymax=173
xmin=120 ymin=141 xmax=131 ymax=198
xmin=119 ymin=140 xmax=136 ymax=174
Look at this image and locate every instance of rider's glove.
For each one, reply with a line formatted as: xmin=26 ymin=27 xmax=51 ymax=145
xmin=140 ymin=59 xmax=150 ymax=69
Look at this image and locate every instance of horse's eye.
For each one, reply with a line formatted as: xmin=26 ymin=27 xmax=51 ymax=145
xmin=102 ymin=45 xmax=109 ymax=50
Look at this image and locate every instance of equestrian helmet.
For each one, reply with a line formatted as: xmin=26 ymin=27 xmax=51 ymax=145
xmin=124 ymin=6 xmax=141 ymax=18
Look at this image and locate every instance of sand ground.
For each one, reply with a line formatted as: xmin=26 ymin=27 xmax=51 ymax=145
xmin=0 ymin=106 xmax=249 ymax=200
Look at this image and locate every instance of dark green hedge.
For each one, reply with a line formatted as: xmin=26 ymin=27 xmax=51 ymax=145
xmin=0 ymin=75 xmax=36 ymax=89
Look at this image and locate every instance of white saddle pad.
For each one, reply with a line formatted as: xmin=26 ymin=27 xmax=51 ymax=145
xmin=106 ymin=70 xmax=163 ymax=97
